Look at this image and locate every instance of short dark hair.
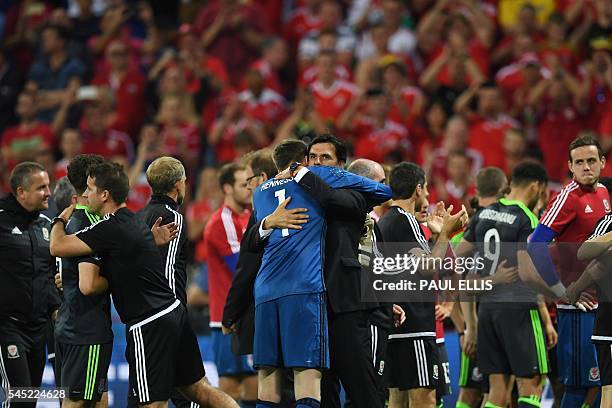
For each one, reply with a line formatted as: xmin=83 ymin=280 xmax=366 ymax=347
xmin=568 ymin=133 xmax=604 ymax=161
xmin=67 ymin=154 xmax=105 ymax=194
xmin=88 ymin=161 xmax=130 ymax=204
xmin=476 ymin=167 xmax=507 ymax=197
xmin=274 ymin=140 xmax=308 ymax=171
xmin=42 ymin=23 xmax=69 ymax=43
xmin=10 ymin=162 xmax=46 ymax=194
xmin=389 ymin=162 xmax=426 ymax=199
xmin=218 ymin=163 xmax=244 ymax=189
xmin=511 ymin=161 xmax=548 ymax=186
xmin=53 ymin=177 xmax=77 ymax=213
xmin=308 ymin=134 xmax=348 ymax=164
xmin=245 ymin=149 xmax=278 ymax=178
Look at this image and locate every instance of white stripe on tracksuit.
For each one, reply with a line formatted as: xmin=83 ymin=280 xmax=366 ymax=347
xmin=164 ymin=205 xmax=184 ymax=295
xmin=0 ymin=351 xmax=10 ymax=408
xmin=413 ymin=339 xmax=429 ymax=387
xmin=133 ymin=327 xmax=150 ymax=403
xmin=371 ymin=325 xmax=378 ymax=367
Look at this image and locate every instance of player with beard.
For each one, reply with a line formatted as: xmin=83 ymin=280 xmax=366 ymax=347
xmin=460 ymin=162 xmax=556 ymax=408
xmin=50 ymin=161 xmax=239 ymax=408
xmin=528 ymin=134 xmax=611 ymax=408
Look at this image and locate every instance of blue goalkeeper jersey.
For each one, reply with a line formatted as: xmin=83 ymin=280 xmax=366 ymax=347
xmin=252 ymin=166 xmax=391 ymax=305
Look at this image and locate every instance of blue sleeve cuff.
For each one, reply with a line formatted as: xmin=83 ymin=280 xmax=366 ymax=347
xmin=527 ymin=224 xmax=562 ymax=288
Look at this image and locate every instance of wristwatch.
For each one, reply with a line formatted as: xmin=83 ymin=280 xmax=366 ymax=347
xmin=52 ymin=217 xmax=67 ymax=228
xmin=289 ymin=162 xmax=302 ymax=177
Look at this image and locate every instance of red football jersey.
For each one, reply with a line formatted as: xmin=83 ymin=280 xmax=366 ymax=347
xmin=310 ymin=80 xmax=358 ymax=124
xmin=468 ymin=114 xmax=519 ymax=169
xmin=204 ymin=205 xmax=250 ymax=327
xmin=540 ymin=180 xmax=611 ymax=287
xmin=238 ymin=88 xmax=288 ymax=127
xmin=388 ymin=86 xmax=424 ymax=129
xmin=353 ymin=118 xmax=410 ymax=163
xmin=299 ymin=64 xmax=351 ymax=88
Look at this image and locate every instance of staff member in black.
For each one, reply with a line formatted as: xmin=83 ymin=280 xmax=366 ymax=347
xmin=50 ymin=161 xmax=239 ymax=408
xmin=0 ymin=162 xmax=61 ymax=408
xmin=137 ymin=156 xmax=198 ymax=408
xmin=53 ymin=154 xmax=114 ymax=407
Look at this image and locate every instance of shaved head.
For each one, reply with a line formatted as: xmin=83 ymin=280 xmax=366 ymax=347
xmin=348 ymin=159 xmax=386 ymax=182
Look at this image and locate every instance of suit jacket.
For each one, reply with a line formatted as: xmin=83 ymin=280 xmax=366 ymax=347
xmin=222 ymin=212 xmax=260 ymax=355
xmin=296 ymin=171 xmax=375 ymax=315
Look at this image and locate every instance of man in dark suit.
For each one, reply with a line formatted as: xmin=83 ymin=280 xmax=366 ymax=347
xmin=301 ymin=136 xmax=392 ymax=408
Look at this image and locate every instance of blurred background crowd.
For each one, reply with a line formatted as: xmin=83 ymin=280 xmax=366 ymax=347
xmin=0 ymin=0 xmax=611 ymax=318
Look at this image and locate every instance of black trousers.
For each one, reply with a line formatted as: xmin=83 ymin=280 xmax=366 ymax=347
xmin=321 ymin=310 xmax=388 ymax=408
xmin=0 ymin=340 xmax=46 ymax=408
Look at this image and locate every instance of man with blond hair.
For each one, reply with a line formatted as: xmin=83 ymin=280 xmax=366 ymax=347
xmin=137 ymin=156 xmax=198 ymax=408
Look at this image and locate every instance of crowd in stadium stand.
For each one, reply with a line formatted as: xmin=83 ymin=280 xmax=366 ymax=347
xmin=0 ymin=0 xmax=611 ymax=300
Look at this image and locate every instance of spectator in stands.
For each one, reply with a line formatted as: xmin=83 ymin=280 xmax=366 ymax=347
xmin=247 ymin=37 xmax=288 ymax=94
xmin=1 ymin=92 xmax=56 ymax=170
xmin=354 ymin=23 xmax=393 ymax=89
xmin=528 ymin=70 xmax=587 ymax=182
xmin=584 ymin=0 xmax=612 ymax=45
xmin=238 ymin=69 xmax=288 ymax=136
xmin=79 ymin=89 xmax=134 ymax=162
xmin=195 ymin=0 xmax=270 ymax=87
xmin=89 ymin=2 xmax=159 ymax=75
xmin=284 ymin=0 xmax=323 ymax=49
xmin=187 ymin=166 xmax=223 ymax=267
xmin=431 ymin=150 xmax=476 ymax=212
xmin=92 ymin=40 xmax=146 ymax=140
xmin=208 ymin=96 xmax=268 ymax=164
xmin=417 ymin=0 xmax=495 ymax=65
xmin=155 ymin=94 xmax=201 ymax=172
xmin=27 ymin=24 xmax=85 ymax=123
xmin=494 ymin=3 xmax=546 ymax=67
xmin=298 ymin=0 xmax=356 ymax=69
xmin=55 ymin=128 xmax=83 ymax=180
xmin=454 ymin=81 xmax=519 ymax=169
xmin=582 ymin=38 xmax=612 ymax=148
xmin=67 ymin=0 xmax=102 ymax=52
xmin=539 ymin=13 xmax=580 ymax=72
xmin=299 ymin=30 xmax=353 ymax=88
xmin=126 ymin=123 xmax=163 ymax=212
xmin=356 ymin=0 xmax=418 ymax=61
xmin=339 ymin=88 xmax=410 ymax=164
xmin=381 ymin=57 xmax=425 ymax=131
xmin=503 ymin=128 xmax=528 ymax=176
xmin=425 ymin=115 xmax=484 ymax=186
xmin=0 ymin=48 xmax=25 ymax=136
xmin=309 ymin=49 xmax=358 ymax=134
xmin=2 ymin=0 xmax=54 ymax=70
xmin=496 ymin=53 xmax=549 ymax=117
xmin=412 ymin=100 xmax=450 ymax=166
xmin=275 ymin=88 xmax=320 ymax=144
